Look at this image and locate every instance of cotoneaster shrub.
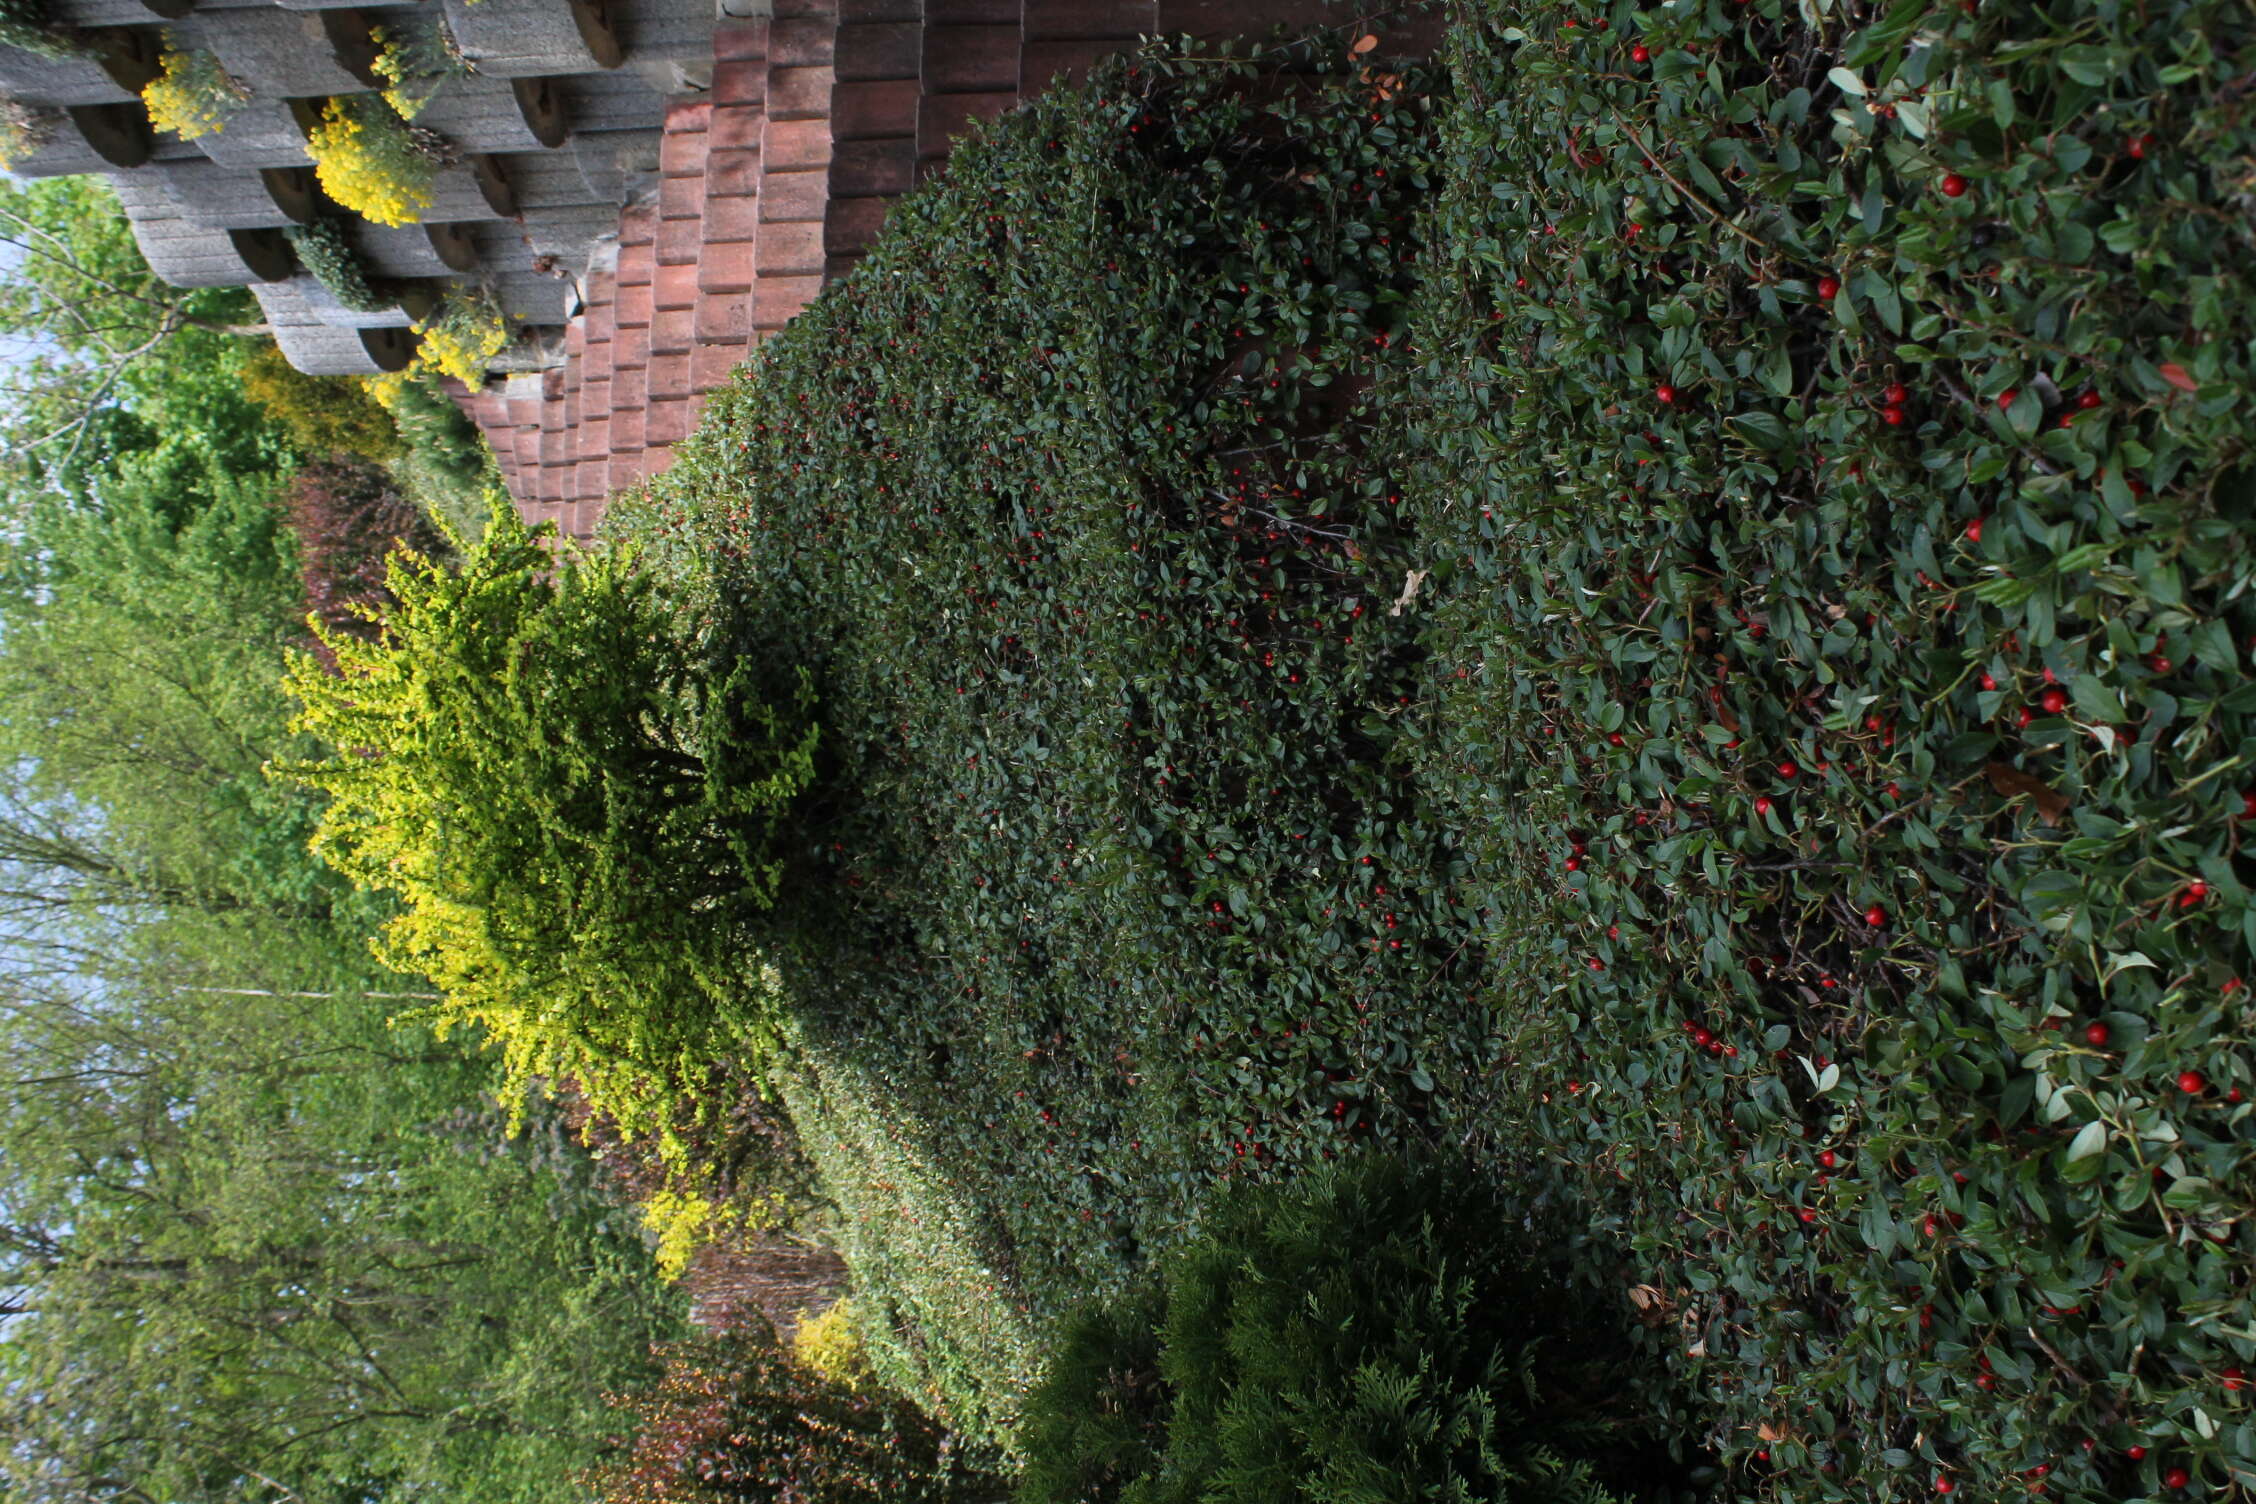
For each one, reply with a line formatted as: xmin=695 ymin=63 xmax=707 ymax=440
xmin=275 ymin=501 xmax=820 ymax=1144
xmin=1018 ymin=1156 xmax=1665 ymax=1504
xmin=631 ymin=31 xmax=1478 ymax=1402
xmin=1399 ymin=0 xmax=2256 ymax=1497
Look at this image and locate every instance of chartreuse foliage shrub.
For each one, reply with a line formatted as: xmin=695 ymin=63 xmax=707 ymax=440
xmin=1018 ymin=1157 xmax=1651 ymax=1504
xmin=1397 ymin=0 xmax=2256 ymax=1497
xmin=274 ymin=500 xmax=819 ymax=1143
xmin=241 ymin=341 xmax=401 ymax=461
xmin=586 ymin=1329 xmax=1010 ymax=1504
xmin=792 ymin=1299 xmax=875 ymax=1393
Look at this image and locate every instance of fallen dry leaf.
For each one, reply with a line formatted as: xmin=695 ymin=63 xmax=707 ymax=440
xmin=1758 ymin=1420 xmax=1794 ymax=1443
xmin=2159 ymin=361 xmax=2198 ymax=393
xmin=1985 ymin=760 xmax=2070 ymax=826
xmin=1388 ymin=568 xmax=1429 ymax=616
xmin=1350 ymin=32 xmax=1379 ymax=53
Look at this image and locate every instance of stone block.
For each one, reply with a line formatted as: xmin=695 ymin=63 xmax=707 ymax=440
xmin=758 ymin=166 xmax=828 ymax=220
xmin=762 ymin=117 xmax=834 ymax=170
xmin=770 ymin=16 xmax=836 ymax=67
xmin=703 ymin=194 xmax=764 ymax=247
xmin=830 ymin=136 xmax=914 ymax=196
xmin=767 ymin=62 xmax=835 ymax=120
xmin=754 ymin=218 xmax=824 ymax=275
xmin=823 ymin=194 xmax=890 ymax=257
xmin=698 ymin=236 xmax=761 ymax=293
xmin=834 ymin=20 xmax=919 ymax=79
xmin=692 ymin=329 xmax=750 ymax=382
xmin=752 ymin=273 xmax=822 ymax=327
xmin=923 ymin=25 xmax=1018 ymax=93
xmin=1024 ymin=0 xmax=1154 ymax=38
xmin=918 ymin=90 xmax=1016 ymax=158
xmin=705 ymin=144 xmax=762 ymax=196
xmin=832 ymin=78 xmax=918 ymax=139
xmin=654 ymin=261 xmax=701 ymax=311
xmin=651 ymin=304 xmax=696 ymax=353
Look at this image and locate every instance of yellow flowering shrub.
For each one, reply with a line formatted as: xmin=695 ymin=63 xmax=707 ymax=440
xmin=790 ymin=1300 xmax=873 ymax=1392
xmin=370 ymin=21 xmax=468 ymax=121
xmin=141 ymin=46 xmax=249 ymax=140
xmin=410 ymin=290 xmax=508 ymax=390
xmin=305 ymin=96 xmax=438 ymax=227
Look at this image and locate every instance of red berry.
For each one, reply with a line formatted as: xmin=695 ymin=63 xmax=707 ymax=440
xmin=1607 ymin=731 xmax=1626 ymax=746
xmin=2129 ymin=133 xmax=2155 ymax=159
xmin=1818 ymin=1149 xmax=1838 ymax=1168
xmin=1884 ymin=382 xmax=1909 ymax=405
xmin=1940 ymin=173 xmax=1968 ymax=197
xmin=1798 ymin=1208 xmax=1817 ymax=1223
xmin=2222 ymin=1366 xmax=2248 ymax=1391
xmin=2084 ymin=1022 xmax=2111 ymax=1047
xmin=1754 ymin=796 xmax=1774 ymax=817
xmin=2078 ymin=389 xmax=2103 ymax=410
xmin=1631 ymin=43 xmax=1650 ymax=61
xmin=1655 ymin=383 xmax=1677 ymax=404
xmin=1778 ymin=760 xmax=1798 ymax=779
xmin=2150 ymin=654 xmax=2172 ymax=673
xmin=1936 ymin=1477 xmax=1956 ymax=1495
xmin=1924 ymin=1214 xmax=1942 ymax=1237
xmin=2242 ymin=789 xmax=2256 ymax=819
xmin=2041 ymin=687 xmax=2068 ymax=714
xmin=1865 ymin=905 xmax=1887 ymax=928
xmin=2164 ymin=1468 xmax=2190 ymax=1490
xmin=1996 ymin=388 xmax=2017 ymax=410
xmin=1966 ymin=518 xmax=1984 ymax=541
xmin=1817 ymin=274 xmax=1840 ymax=299
xmin=2016 ymin=706 xmax=2032 ymax=729
xmin=2178 ymin=1070 xmax=2208 ymax=1094
xmin=2129 ymin=1446 xmax=2148 ymax=1461
xmin=1980 ymin=672 xmax=1998 ymax=691
xmin=2184 ymin=880 xmax=2210 ymax=905
xmin=1882 ymin=404 xmax=1906 ymax=426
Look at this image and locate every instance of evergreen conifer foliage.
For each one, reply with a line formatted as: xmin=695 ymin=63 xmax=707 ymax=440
xmin=1019 ymin=1158 xmax=1654 ymax=1504
xmin=275 ymin=500 xmax=819 ymax=1135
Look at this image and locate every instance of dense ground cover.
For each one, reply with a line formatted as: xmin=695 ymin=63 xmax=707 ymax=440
xmin=1404 ymin=0 xmax=2256 ymax=1495
xmin=608 ymin=0 xmax=2256 ymax=1495
xmin=635 ymin=29 xmax=1508 ymax=1449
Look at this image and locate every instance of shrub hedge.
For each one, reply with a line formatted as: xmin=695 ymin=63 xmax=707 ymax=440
xmin=1401 ymin=0 xmax=2256 ymax=1496
xmin=639 ymin=26 xmax=1476 ymax=1363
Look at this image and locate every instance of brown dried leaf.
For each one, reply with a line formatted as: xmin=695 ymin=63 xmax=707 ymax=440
xmin=1758 ymin=1420 xmax=1794 ymax=1443
xmin=1715 ymin=703 xmax=1741 ymax=734
xmin=2159 ymin=361 xmax=2198 ymax=393
xmin=1350 ymin=32 xmax=1379 ymax=53
xmin=1985 ymin=760 xmax=2070 ymax=826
